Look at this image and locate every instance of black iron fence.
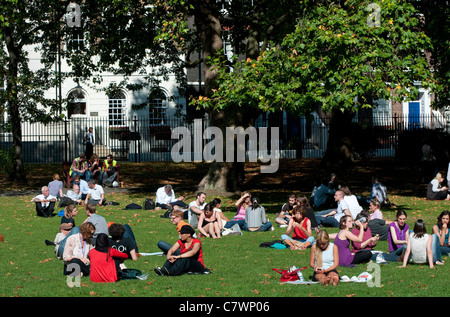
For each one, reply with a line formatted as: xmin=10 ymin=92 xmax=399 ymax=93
xmin=0 ymin=113 xmax=448 ymax=164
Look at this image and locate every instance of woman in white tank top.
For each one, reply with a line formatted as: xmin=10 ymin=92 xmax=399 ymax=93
xmin=398 ymin=219 xmax=434 ymax=269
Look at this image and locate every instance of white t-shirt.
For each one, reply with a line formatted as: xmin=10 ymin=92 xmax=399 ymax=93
xmin=188 ymin=200 xmax=206 ymax=226
xmin=343 ymin=195 xmax=363 ymax=219
xmin=334 ymin=199 xmax=349 ymax=222
xmin=88 ymin=184 xmax=104 ymax=200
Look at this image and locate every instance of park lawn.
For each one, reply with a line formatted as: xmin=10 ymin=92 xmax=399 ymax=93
xmin=0 ymin=187 xmax=448 ymax=299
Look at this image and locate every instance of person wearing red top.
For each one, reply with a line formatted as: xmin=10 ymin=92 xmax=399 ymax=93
xmin=281 ymin=205 xmax=315 ymax=250
xmin=89 ymin=233 xmax=128 ymax=283
xmin=154 ymin=225 xmax=209 ymax=276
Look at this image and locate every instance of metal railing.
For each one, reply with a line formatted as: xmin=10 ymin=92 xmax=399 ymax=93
xmin=0 ymin=112 xmax=448 ymax=164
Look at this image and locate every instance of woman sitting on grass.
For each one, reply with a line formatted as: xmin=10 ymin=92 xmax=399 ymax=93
xmin=89 ymin=233 xmax=128 ymax=283
xmin=244 ymin=196 xmax=273 ymax=232
xmin=330 ymin=215 xmax=372 ymax=267
xmin=281 ymin=205 xmax=315 ymax=250
xmin=309 ymin=230 xmax=339 ymax=286
xmin=427 ymin=171 xmax=450 ymax=201
xmin=62 ymin=222 xmax=95 ymax=277
xmin=197 ymin=202 xmax=222 ymax=239
xmin=61 ymin=204 xmax=78 ymax=227
xmin=387 ymin=210 xmax=410 ymax=261
xmin=432 ymin=210 xmax=450 ymax=256
xmin=397 ymin=219 xmax=440 ymax=269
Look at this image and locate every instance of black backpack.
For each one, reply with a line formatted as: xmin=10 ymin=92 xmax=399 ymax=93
xmin=143 ymin=198 xmax=155 ymax=210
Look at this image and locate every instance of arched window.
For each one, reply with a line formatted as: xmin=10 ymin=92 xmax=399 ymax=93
xmin=67 ymin=88 xmax=86 ymax=118
xmin=108 ymin=90 xmax=127 ymax=126
xmin=148 ymin=89 xmax=168 ymax=125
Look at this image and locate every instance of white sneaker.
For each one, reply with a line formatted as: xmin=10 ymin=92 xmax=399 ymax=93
xmin=376 ymin=253 xmax=388 ymax=264
xmin=279 ymin=224 xmax=288 ymax=228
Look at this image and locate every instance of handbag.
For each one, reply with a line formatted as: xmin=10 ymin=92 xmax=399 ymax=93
xmin=272 ymin=266 xmax=308 ymax=282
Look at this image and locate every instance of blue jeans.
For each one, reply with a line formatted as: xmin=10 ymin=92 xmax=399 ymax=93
xmin=157 ymin=240 xmax=181 ymax=255
xmin=316 ymin=216 xmax=339 ymax=227
xmin=224 ymin=219 xmax=245 ymax=229
xmin=57 ymin=226 xmax=80 ymax=257
xmin=314 ymin=209 xmax=339 ymax=227
xmin=281 ymin=234 xmax=315 ymax=246
xmin=242 ymin=222 xmax=273 ymax=232
xmin=72 ymin=171 xmax=90 ymax=182
xmin=431 ymin=233 xmax=443 ymax=263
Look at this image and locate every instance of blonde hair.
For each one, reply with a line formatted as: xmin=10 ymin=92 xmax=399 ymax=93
xmin=315 ymin=230 xmax=330 ymax=268
xmin=64 ymin=204 xmax=77 ymax=219
xmin=53 ymin=174 xmax=60 ymax=181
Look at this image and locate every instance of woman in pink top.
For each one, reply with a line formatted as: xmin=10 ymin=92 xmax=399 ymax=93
xmin=223 ymin=191 xmax=252 ymax=230
xmin=369 ymin=199 xmax=383 ymax=220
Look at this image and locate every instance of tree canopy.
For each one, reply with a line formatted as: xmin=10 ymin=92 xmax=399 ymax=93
xmin=193 ymin=0 xmax=437 ymax=117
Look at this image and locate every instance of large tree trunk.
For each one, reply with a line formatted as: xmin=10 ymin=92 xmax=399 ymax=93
xmin=193 ymin=0 xmax=242 ymax=193
xmin=320 ymin=108 xmax=356 ymax=170
xmin=193 ymin=1 xmax=267 ymax=192
xmin=4 ymin=31 xmax=27 ymax=183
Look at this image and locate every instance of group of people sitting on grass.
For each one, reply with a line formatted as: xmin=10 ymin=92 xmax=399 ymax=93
xmin=32 ymin=155 xmax=121 ymax=218
xmin=45 ymin=202 xmax=143 ymax=283
xmin=68 ymin=153 xmax=119 ymax=188
xmin=39 ymin=169 xmax=449 ymax=284
xmin=310 ymin=209 xmax=450 ymax=286
xmin=155 ymin=184 xmax=276 ymax=235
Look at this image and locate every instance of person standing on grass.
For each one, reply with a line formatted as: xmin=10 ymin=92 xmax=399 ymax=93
xmin=432 ymin=210 xmax=450 ymax=256
xmin=309 ymin=230 xmax=339 ymax=286
xmin=154 ymin=225 xmax=209 ymax=276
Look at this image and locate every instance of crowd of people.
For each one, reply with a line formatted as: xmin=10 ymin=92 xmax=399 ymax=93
xmin=38 ymin=161 xmax=449 ymax=285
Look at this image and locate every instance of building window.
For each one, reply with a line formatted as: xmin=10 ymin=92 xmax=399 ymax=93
xmin=67 ymin=89 xmax=86 ymax=118
xmin=373 ymin=99 xmax=391 ymax=126
xmin=108 ymin=90 xmax=127 ymax=126
xmin=67 ymin=28 xmax=85 ymax=51
xmin=149 ymin=90 xmax=168 ymax=125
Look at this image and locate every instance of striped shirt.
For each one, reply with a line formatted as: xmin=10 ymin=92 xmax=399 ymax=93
xmin=245 ymin=206 xmax=267 ymax=228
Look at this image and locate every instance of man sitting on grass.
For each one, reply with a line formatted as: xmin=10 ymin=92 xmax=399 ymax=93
xmin=84 ymin=180 xmax=105 ymax=206
xmin=32 ymin=186 xmax=57 ymax=217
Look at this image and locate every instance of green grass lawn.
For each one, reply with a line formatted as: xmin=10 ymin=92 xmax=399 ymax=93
xmin=0 ymin=160 xmax=448 ymax=302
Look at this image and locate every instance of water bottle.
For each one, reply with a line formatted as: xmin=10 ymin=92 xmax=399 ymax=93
xmin=297 ymin=269 xmax=305 ymax=282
